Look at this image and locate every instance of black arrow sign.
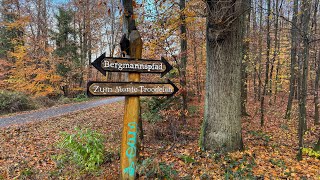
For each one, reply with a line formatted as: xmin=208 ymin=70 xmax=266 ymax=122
xmin=87 ymin=80 xmax=179 ymax=97
xmin=91 ymin=53 xmax=173 ymax=77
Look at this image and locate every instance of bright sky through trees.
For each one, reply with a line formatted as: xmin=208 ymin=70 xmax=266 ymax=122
xmin=52 ymin=0 xmax=68 ymax=4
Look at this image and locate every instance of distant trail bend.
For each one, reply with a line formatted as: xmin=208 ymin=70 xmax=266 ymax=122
xmin=0 ymin=97 xmax=124 ymax=127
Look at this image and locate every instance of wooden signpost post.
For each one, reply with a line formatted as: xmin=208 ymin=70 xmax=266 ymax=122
xmin=88 ymin=30 xmax=177 ymax=179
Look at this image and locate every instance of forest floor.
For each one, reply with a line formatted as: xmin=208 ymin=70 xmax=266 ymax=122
xmin=0 ymin=93 xmax=319 ymax=179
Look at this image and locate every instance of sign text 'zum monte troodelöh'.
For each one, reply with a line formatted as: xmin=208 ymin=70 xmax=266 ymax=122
xmin=87 ymin=52 xmax=178 ymax=97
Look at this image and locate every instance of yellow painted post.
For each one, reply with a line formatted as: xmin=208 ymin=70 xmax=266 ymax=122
xmin=120 ymin=29 xmax=142 ymax=179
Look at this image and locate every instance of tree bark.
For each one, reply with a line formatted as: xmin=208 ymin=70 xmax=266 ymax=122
xmin=312 ymin=0 xmax=319 ymax=125
xmin=314 ymin=53 xmax=320 ymax=125
xmin=257 ymin=0 xmax=263 ymax=101
xmin=268 ymin=0 xmax=280 ymax=102
xmin=241 ymin=0 xmax=250 ymax=116
xmin=192 ymin=32 xmax=201 ymax=102
xmin=273 ymin=0 xmax=282 ymax=103
xmin=285 ymin=0 xmax=299 ymax=119
xmin=252 ymin=1 xmax=258 ymax=101
xmin=200 ymin=0 xmax=246 ymax=152
xmin=297 ymin=0 xmax=311 ymax=161
xmin=260 ymin=0 xmax=271 ymax=127
xmin=314 ymin=136 xmax=320 ymax=151
xmin=86 ymin=0 xmax=92 ymax=81
xmin=180 ymin=0 xmax=187 ymax=122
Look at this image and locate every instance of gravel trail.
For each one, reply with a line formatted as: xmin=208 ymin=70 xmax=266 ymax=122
xmin=0 ymin=97 xmax=124 ymax=127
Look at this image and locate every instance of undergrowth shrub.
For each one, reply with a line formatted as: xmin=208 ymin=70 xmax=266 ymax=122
xmin=223 ymin=153 xmax=257 ymax=179
xmin=0 ymin=90 xmax=35 ymax=114
xmin=302 ymin=148 xmax=320 ymax=159
xmin=33 ymin=96 xmax=55 ymax=108
xmin=137 ymin=158 xmax=178 ymax=179
xmin=58 ymin=96 xmax=73 ymax=104
xmin=248 ymin=130 xmax=271 ymax=145
xmin=55 ymin=128 xmax=107 ymax=172
xmin=74 ymin=93 xmax=88 ymax=102
xmin=188 ymin=105 xmax=199 ymax=116
xmin=57 ymin=93 xmax=88 ymax=104
xmin=141 ymin=96 xmax=180 ymax=123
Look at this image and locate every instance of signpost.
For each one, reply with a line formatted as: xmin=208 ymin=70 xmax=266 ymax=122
xmin=88 ymin=29 xmax=177 ymax=179
xmin=91 ymin=53 xmax=173 ymax=77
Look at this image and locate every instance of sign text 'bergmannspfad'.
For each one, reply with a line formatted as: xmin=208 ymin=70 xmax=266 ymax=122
xmin=87 ymin=81 xmax=178 ymax=97
xmin=91 ymin=53 xmax=173 ymax=77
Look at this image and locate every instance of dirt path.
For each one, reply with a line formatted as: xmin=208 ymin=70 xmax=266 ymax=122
xmin=0 ymin=97 xmax=124 ymax=127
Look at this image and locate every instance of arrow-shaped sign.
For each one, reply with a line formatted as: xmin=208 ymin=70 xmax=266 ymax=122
xmin=87 ymin=80 xmax=178 ymax=97
xmin=91 ymin=53 xmax=173 ymax=77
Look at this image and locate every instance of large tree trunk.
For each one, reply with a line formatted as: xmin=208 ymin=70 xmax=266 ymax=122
xmin=285 ymin=0 xmax=299 ymax=119
xmin=200 ymin=0 xmax=247 ymax=152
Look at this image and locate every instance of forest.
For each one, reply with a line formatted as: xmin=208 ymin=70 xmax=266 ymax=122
xmin=0 ymin=0 xmax=319 ymax=179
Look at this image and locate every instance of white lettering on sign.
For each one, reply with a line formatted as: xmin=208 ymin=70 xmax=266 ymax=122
xmin=90 ymin=84 xmax=175 ymax=95
xmin=93 ymin=85 xmax=172 ymax=93
xmin=93 ymin=86 xmax=113 ymax=93
xmin=139 ymin=86 xmax=173 ymax=93
xmin=103 ymin=60 xmax=163 ymax=71
xmin=116 ymin=86 xmax=138 ymax=93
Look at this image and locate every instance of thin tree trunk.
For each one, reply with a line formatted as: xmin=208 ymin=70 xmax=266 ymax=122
xmin=82 ymin=1 xmax=88 ymax=83
xmin=192 ymin=33 xmax=201 ymax=102
xmin=260 ymin=0 xmax=271 ymax=127
xmin=274 ymin=40 xmax=281 ymax=103
xmin=314 ymin=52 xmax=320 ymax=125
xmin=285 ymin=0 xmax=299 ymax=119
xmin=312 ymin=0 xmax=319 ymax=125
xmin=314 ymin=136 xmax=320 ymax=151
xmin=257 ymin=0 xmax=263 ymax=101
xmin=297 ymin=0 xmax=311 ymax=161
xmin=241 ymin=0 xmax=250 ymax=116
xmin=273 ymin=0 xmax=283 ymax=103
xmin=180 ymin=0 xmax=187 ymax=122
xmin=252 ymin=1 xmax=258 ymax=101
xmin=268 ymin=0 xmax=280 ymax=102
xmin=87 ymin=0 xmax=92 ymax=81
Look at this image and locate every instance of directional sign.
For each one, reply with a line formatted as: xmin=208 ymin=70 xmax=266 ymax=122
xmin=87 ymin=80 xmax=178 ymax=97
xmin=91 ymin=53 xmax=173 ymax=77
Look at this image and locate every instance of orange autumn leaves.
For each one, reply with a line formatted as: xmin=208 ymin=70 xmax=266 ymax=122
xmin=7 ymin=43 xmax=62 ymax=97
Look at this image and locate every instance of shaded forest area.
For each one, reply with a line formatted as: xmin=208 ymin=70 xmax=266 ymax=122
xmin=0 ymin=0 xmax=319 ymax=179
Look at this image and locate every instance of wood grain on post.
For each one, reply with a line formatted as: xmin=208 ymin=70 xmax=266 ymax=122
xmin=120 ymin=29 xmax=142 ymax=179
